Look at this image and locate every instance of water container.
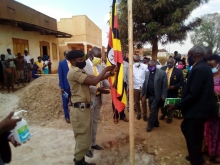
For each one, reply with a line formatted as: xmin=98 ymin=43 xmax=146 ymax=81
xmin=11 ymin=110 xmax=30 ymax=143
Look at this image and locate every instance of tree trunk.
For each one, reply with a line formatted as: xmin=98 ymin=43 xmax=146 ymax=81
xmin=151 ymin=39 xmax=158 ymax=61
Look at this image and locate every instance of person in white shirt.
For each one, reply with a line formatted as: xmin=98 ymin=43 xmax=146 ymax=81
xmin=24 ymin=50 xmax=31 ymax=64
xmin=5 ymin=49 xmax=16 ymax=83
xmin=42 ymin=57 xmax=49 ymax=74
xmin=133 ymin=55 xmax=148 ymax=121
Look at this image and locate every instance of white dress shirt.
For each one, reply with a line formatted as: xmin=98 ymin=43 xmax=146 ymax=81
xmin=24 ymin=55 xmax=31 ymax=63
xmin=133 ymin=63 xmax=148 ymax=89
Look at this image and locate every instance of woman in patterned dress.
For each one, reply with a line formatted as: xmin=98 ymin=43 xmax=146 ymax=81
xmin=174 ymin=60 xmax=188 ymax=118
xmin=204 ymin=55 xmax=220 ymax=164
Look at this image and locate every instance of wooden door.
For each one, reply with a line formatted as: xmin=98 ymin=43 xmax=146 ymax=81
xmin=12 ymin=38 xmax=29 ymax=56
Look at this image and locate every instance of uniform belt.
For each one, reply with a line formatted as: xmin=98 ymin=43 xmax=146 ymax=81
xmin=73 ymin=102 xmax=90 ymax=108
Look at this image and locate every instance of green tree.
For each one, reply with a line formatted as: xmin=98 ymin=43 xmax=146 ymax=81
xmin=191 ymin=13 xmax=220 ymax=54
xmin=117 ymin=0 xmax=209 ymax=60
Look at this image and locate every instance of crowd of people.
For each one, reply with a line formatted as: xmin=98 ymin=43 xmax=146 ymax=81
xmin=0 ymin=49 xmax=52 ymax=93
xmin=1 ymin=46 xmax=220 ymax=165
xmin=56 ymin=46 xmax=219 ymax=165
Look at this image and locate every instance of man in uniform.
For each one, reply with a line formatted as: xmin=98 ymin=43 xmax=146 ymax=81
xmin=67 ymin=50 xmax=115 ymax=165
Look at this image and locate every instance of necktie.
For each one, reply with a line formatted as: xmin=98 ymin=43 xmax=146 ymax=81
xmin=93 ymin=65 xmax=100 ymax=95
xmin=166 ymin=69 xmax=171 ymax=87
xmin=67 ymin=61 xmax=71 ymax=69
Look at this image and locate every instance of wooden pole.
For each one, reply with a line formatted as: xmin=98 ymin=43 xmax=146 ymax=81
xmin=128 ymin=0 xmax=135 ymax=164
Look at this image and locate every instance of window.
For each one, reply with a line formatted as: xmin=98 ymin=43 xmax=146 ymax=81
xmin=12 ymin=38 xmax=29 ymax=56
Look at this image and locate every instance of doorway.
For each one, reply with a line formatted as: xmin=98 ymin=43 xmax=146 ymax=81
xmin=42 ymin=46 xmax=48 ymax=55
xmin=39 ymin=41 xmax=50 ymax=56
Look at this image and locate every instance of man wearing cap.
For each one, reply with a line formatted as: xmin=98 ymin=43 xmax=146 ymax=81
xmin=67 ymin=50 xmax=115 ymax=165
xmin=58 ymin=50 xmax=71 ymax=123
xmin=5 ymin=49 xmax=16 ymax=83
xmin=167 ymin=46 xmax=218 ymax=165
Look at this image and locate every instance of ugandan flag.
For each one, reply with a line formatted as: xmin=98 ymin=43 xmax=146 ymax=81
xmin=107 ymin=0 xmax=126 ymax=113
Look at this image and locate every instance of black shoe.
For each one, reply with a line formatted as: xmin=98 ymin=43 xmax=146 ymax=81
xmin=185 ymin=156 xmax=190 ymax=161
xmin=91 ymin=145 xmax=103 ymax=150
xmin=65 ymin=118 xmax=71 ymax=123
xmin=154 ymin=124 xmax=159 ymax=127
xmin=143 ymin=115 xmax=148 ymax=122
xmin=86 ymin=150 xmax=93 ymax=158
xmin=146 ymin=127 xmax=153 ymax=132
xmin=167 ymin=119 xmax=172 ymax=124
xmin=74 ymin=157 xmax=96 ymax=165
xmin=159 ymin=115 xmax=165 ymax=120
xmin=136 ymin=115 xmax=141 ymax=120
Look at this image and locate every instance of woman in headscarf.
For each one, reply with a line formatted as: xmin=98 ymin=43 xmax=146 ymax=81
xmin=205 ymin=55 xmax=220 ymax=164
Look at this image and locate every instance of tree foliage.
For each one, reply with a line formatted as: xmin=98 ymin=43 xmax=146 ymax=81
xmin=117 ymin=0 xmax=209 ymax=60
xmin=191 ymin=13 xmax=220 ymax=54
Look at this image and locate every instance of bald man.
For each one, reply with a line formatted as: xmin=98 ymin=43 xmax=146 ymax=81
xmin=160 ymin=58 xmax=184 ymax=123
xmin=141 ymin=60 xmax=168 ymax=132
xmin=84 ymin=47 xmax=111 ymax=157
xmin=167 ymin=46 xmax=218 ymax=165
xmin=133 ymin=55 xmax=149 ymax=121
xmin=58 ymin=50 xmax=71 ymax=123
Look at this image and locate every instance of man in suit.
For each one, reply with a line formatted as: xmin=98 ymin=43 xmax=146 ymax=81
xmin=58 ymin=50 xmax=71 ymax=123
xmin=160 ymin=58 xmax=184 ymax=123
xmin=83 ymin=47 xmax=110 ymax=158
xmin=141 ymin=60 xmax=168 ymax=132
xmin=167 ymin=46 xmax=218 ymax=165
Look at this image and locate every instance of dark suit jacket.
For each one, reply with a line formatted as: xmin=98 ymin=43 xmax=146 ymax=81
xmin=58 ymin=60 xmax=70 ymax=91
xmin=161 ymin=66 xmax=184 ymax=98
xmin=176 ymin=60 xmax=218 ymax=118
xmin=141 ymin=69 xmax=168 ymax=101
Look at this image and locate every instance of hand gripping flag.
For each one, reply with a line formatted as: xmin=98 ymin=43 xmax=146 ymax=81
xmin=107 ymin=0 xmax=126 ymax=113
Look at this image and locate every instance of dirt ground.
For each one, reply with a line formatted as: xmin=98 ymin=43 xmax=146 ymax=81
xmin=0 ymin=77 xmax=219 ymax=165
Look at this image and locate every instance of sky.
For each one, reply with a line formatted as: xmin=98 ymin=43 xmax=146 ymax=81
xmin=16 ymin=0 xmax=220 ymax=54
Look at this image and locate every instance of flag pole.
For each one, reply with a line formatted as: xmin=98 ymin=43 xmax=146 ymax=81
xmin=127 ymin=0 xmax=134 ymax=164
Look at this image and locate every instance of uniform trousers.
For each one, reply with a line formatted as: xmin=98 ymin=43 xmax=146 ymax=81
xmin=148 ymin=96 xmax=160 ymax=128
xmin=70 ymin=107 xmax=91 ymax=161
xmin=91 ymin=95 xmax=102 ymax=146
xmin=181 ymin=118 xmax=207 ymax=165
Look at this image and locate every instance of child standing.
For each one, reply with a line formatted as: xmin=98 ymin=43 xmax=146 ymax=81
xmin=4 ymin=61 xmax=14 ymax=93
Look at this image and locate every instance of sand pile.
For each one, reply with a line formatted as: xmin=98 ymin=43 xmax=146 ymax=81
xmin=17 ymin=76 xmax=63 ymax=125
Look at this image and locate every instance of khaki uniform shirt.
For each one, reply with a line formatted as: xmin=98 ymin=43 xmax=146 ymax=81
xmin=67 ymin=66 xmax=91 ymax=104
